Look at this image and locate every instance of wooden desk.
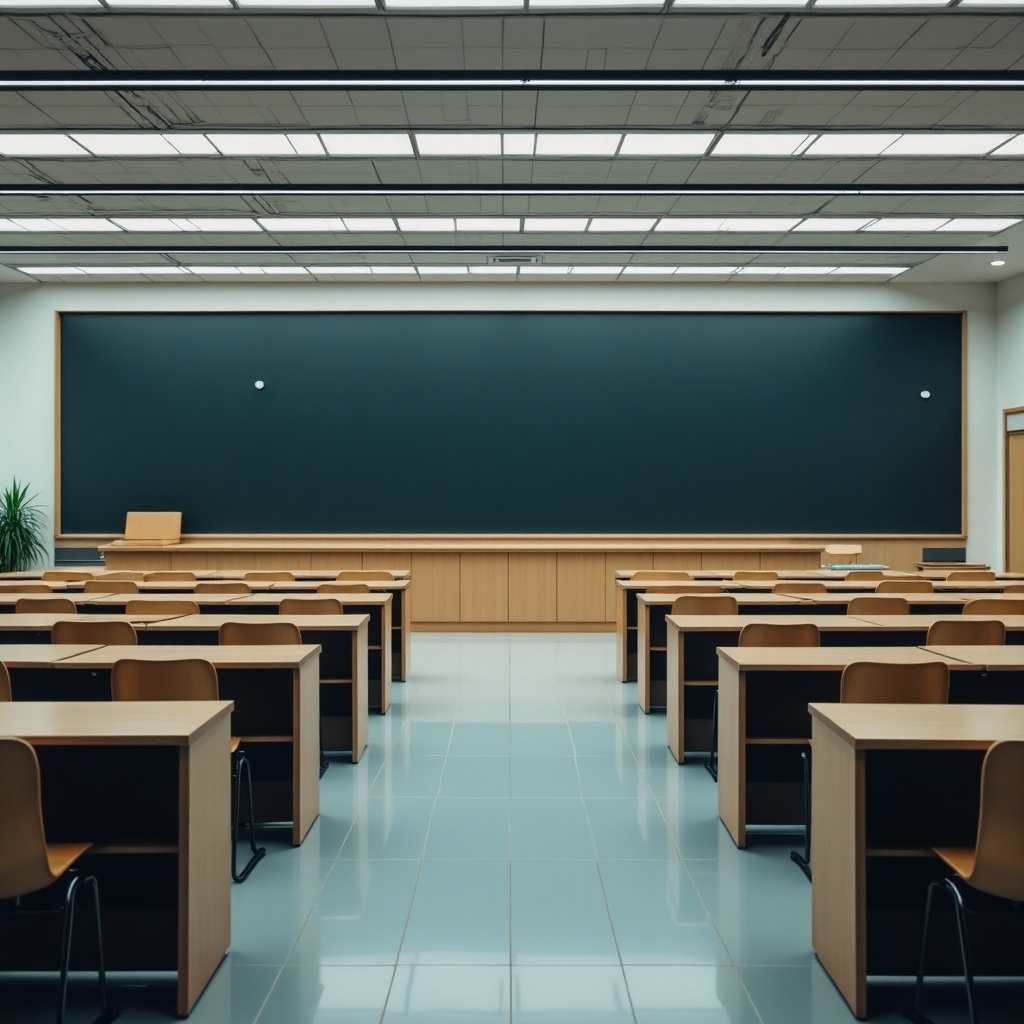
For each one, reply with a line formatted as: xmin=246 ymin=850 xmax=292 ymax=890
xmin=0 ymin=700 xmax=232 ymax=1017
xmin=809 ymin=702 xmax=1024 ymax=1019
xmin=226 ymin=594 xmax=392 ymax=710
xmin=0 ymin=612 xmax=187 ymax=644
xmin=924 ymin=643 xmax=1024 ymax=667
xmin=139 ymin=614 xmax=373 ymax=758
xmin=82 ymin=592 xmax=252 ymax=613
xmin=10 ymin=643 xmax=323 ymax=840
xmin=633 ymin=591 xmax=804 ymax=703
xmin=716 ymin=646 xmax=967 ymax=850
xmin=0 ymin=592 xmax=121 ymax=612
xmin=792 ymin=591 xmax=969 ymax=614
xmin=0 ymin=642 xmax=104 ymax=665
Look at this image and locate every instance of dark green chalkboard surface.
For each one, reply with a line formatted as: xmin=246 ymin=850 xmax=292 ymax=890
xmin=59 ymin=311 xmax=963 ymax=535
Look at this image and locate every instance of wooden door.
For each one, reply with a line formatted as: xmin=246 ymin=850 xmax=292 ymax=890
xmin=1005 ymin=409 xmax=1024 ymax=571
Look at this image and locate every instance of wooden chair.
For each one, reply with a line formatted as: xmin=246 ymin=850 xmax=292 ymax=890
xmin=875 ymin=579 xmax=933 ymax=593
xmin=670 ymin=594 xmax=738 ymax=616
xmin=792 ymin=660 xmax=949 ymax=881
xmin=317 ymin=582 xmax=372 ymax=594
xmin=51 ymin=620 xmax=138 ymax=646
xmin=124 ymin=599 xmax=199 ymax=616
xmin=1000 ymin=583 xmax=1024 ymax=594
xmin=845 ymin=570 xmax=884 ymax=581
xmin=0 ymin=583 xmax=52 ymax=593
xmin=194 ymin=581 xmax=251 ymax=594
xmin=0 ymin=737 xmax=119 ymax=1024
xmin=83 ymin=579 xmax=138 ymax=593
xmin=15 ymin=597 xmax=76 ymax=614
xmin=946 ymin=570 xmax=996 ymax=582
xmin=632 ymin=570 xmax=693 ymax=581
xmin=110 ymin=659 xmax=265 ymax=883
xmin=100 ymin=571 xmax=146 ymax=582
xmin=907 ymin=739 xmax=1024 ymax=1024
xmin=700 ymin=621 xmax=822 ymax=781
xmin=0 ymin=661 xmax=10 ymax=701
xmin=926 ymin=619 xmax=1006 ymax=646
xmin=846 ymin=596 xmax=910 ymax=615
xmin=279 ymin=597 xmax=343 ymax=616
xmin=336 ymin=570 xmax=396 ymax=580
xmin=824 ymin=543 xmax=861 ymax=564
xmin=41 ymin=570 xmax=94 ymax=582
xmin=963 ymin=598 xmax=1024 ymax=616
xmin=242 ymin=571 xmax=294 ymax=581
xmin=772 ymin=582 xmax=827 ymax=594
xmin=732 ymin=570 xmax=778 ymax=581
xmin=650 ymin=583 xmax=722 ymax=594
xmin=219 ymin=620 xmax=302 ymax=646
xmin=142 ymin=571 xmax=196 ymax=582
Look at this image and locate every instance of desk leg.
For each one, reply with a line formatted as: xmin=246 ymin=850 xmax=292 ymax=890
xmin=178 ymin=716 xmax=231 ymax=1017
xmin=717 ymin=662 xmax=746 ymax=848
xmin=667 ymin=625 xmax=685 ymax=763
xmin=616 ymin=586 xmax=628 ymax=682
xmin=378 ymin=601 xmax=393 ymax=713
xmin=351 ymin=621 xmax=369 ymax=763
xmin=637 ymin=605 xmax=652 ymax=713
xmin=811 ymin=718 xmax=867 ymax=1018
xmin=293 ymin=657 xmax=321 ymax=845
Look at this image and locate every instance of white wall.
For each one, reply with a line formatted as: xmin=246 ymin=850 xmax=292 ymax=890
xmin=0 ymin=279 xmax=1000 ymax=566
xmin=995 ymin=273 xmax=1024 ymax=568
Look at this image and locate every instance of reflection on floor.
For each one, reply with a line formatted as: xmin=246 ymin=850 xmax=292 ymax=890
xmin=3 ymin=633 xmax=1020 ymax=1023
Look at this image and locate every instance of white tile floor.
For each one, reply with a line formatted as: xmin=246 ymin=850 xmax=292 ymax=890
xmin=3 ymin=633 xmax=1021 ymax=1022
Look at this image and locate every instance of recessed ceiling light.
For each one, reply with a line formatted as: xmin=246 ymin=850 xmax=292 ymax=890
xmin=321 ymin=134 xmax=414 ymax=157
xmin=15 ymin=218 xmax=121 ymax=232
xmin=104 ymin=1 xmax=233 ymax=7
xmin=621 ymin=266 xmax=677 ymax=275
xmin=619 ymin=134 xmax=716 ymax=156
xmin=397 ymin=218 xmax=457 ymax=232
xmin=519 ymin=266 xmax=571 ymax=275
xmin=862 ymin=218 xmax=950 ymax=232
xmin=416 ymin=266 xmax=470 ymax=274
xmin=415 ymin=134 xmax=503 ymax=156
xmin=0 ymin=219 xmax=28 ymax=232
xmin=368 ymin=267 xmax=418 ymax=275
xmin=990 ymin=137 xmax=1024 ymax=157
xmin=238 ymin=1 xmax=375 ymax=7
xmin=938 ymin=218 xmax=1020 ymax=232
xmin=183 ymin=219 xmax=263 ymax=232
xmin=206 ymin=134 xmax=299 ymax=157
xmin=991 ymin=259 xmax=1007 ymax=267
xmin=469 ymin=266 xmax=518 ymax=275
xmin=0 ymin=135 xmax=88 ymax=157
xmin=164 ymin=135 xmax=220 ymax=156
xmin=502 ymin=135 xmax=536 ymax=156
xmin=388 ymin=0 xmax=521 ymax=8
xmin=258 ymin=267 xmax=310 ymax=275
xmin=673 ymin=267 xmax=737 ymax=275
xmin=523 ymin=218 xmax=590 ymax=232
xmin=258 ymin=218 xmax=347 ymax=232
xmin=793 ymin=218 xmax=874 ymax=232
xmin=184 ymin=267 xmax=248 ymax=275
xmin=570 ymin=266 xmax=625 ymax=274
xmin=532 ymin=0 xmax=661 ymax=6
xmin=883 ymin=134 xmax=1012 ymax=156
xmin=711 ymin=134 xmax=812 ymax=157
xmin=455 ymin=218 xmax=522 ymax=231
xmin=802 ymin=135 xmax=901 ymax=157
xmin=655 ymin=218 xmax=802 ymax=232
xmin=307 ymin=266 xmax=373 ymax=274
xmin=534 ymin=135 xmax=621 ymax=157
xmin=343 ymin=218 xmax=398 ymax=231
xmin=19 ymin=267 xmax=90 ymax=275
xmin=110 ymin=218 xmax=189 ymax=232
xmin=773 ymin=267 xmax=839 ymax=275
xmin=286 ymin=135 xmax=327 ymax=157
xmin=0 ymin=1 xmax=100 ymax=7
xmin=71 ymin=134 xmax=180 ymax=157
xmin=813 ymin=0 xmax=947 ymax=6
xmin=832 ymin=266 xmax=908 ymax=276
xmin=588 ymin=218 xmax=656 ymax=232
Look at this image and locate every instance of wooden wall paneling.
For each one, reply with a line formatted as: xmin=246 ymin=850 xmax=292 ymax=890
xmin=703 ymin=553 xmax=760 ymax=570
xmin=557 ymin=554 xmax=608 ymax=622
xmin=310 ymin=553 xmax=363 ymax=570
xmin=509 ymin=553 xmax=557 ymax=622
xmin=1007 ymin=432 xmax=1024 ymax=572
xmin=460 ymin=554 xmax=510 ymax=623
xmin=411 ymin=553 xmax=461 ymax=622
xmin=652 ymin=554 xmax=702 ymax=570
xmin=760 ymin=550 xmax=821 ymax=570
xmin=605 ymin=554 xmax=623 ymax=623
xmin=362 ymin=554 xmax=413 ymax=573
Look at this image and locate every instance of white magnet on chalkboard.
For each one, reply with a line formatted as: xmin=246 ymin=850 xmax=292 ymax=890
xmin=254 ymin=380 xmax=265 ymax=390
xmin=920 ymin=391 xmax=931 ymax=399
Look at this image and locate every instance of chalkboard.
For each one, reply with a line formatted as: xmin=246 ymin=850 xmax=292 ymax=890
xmin=58 ymin=311 xmax=963 ymax=535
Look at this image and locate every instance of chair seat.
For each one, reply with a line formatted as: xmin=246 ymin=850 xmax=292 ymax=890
xmin=45 ymin=841 xmax=92 ymax=881
xmin=230 ymin=736 xmax=241 ymax=755
xmin=934 ymin=846 xmax=975 ymax=880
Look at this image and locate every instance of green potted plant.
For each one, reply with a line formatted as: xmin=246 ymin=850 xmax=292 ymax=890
xmin=0 ymin=479 xmax=48 ymax=573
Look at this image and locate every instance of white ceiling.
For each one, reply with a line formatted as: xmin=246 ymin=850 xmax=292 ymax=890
xmin=0 ymin=6 xmax=1021 ymax=283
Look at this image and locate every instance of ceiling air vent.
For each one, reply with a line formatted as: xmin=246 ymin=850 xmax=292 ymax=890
xmin=487 ymin=255 xmax=542 ymax=265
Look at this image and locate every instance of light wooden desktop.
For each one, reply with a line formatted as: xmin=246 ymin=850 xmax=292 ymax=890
xmin=809 ymin=701 xmax=1024 ymax=1019
xmin=0 ymin=699 xmax=233 ymax=1017
xmin=715 ymin=646 xmax=968 ymax=850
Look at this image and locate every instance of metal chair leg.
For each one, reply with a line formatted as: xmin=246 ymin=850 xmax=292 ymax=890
xmin=704 ymin=689 xmax=718 ymax=781
xmin=58 ymin=873 xmax=120 ymax=1024
xmin=231 ymin=749 xmax=266 ymax=883
xmin=320 ymin=719 xmax=328 ymax=778
xmin=790 ymin=747 xmax=812 ymax=881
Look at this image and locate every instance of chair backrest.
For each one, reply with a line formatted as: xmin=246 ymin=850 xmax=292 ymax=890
xmin=846 ymin=596 xmax=910 ymax=615
xmin=336 ymin=570 xmax=396 ymax=580
xmin=102 ymin=571 xmax=146 ymax=581
xmin=926 ymin=618 xmax=1006 ymax=646
xmin=279 ymin=597 xmax=343 ymax=616
xmin=15 ymin=597 xmax=77 ymax=614
xmin=824 ymin=543 xmax=862 ymax=560
xmin=1000 ymin=584 xmax=1024 ymax=594
xmin=83 ymin=579 xmax=138 ymax=593
xmin=124 ymin=599 xmax=200 ymax=616
xmin=772 ymin=582 xmax=827 ymax=594
xmin=0 ymin=662 xmax=10 ymax=701
xmin=317 ymin=582 xmax=372 ymax=594
xmin=51 ymin=619 xmax=138 ymax=646
xmin=732 ymin=570 xmax=778 ymax=581
xmin=194 ymin=581 xmax=252 ymax=594
xmin=845 ymin=570 xmax=884 ymax=581
xmin=0 ymin=737 xmax=58 ymax=899
xmin=738 ymin=622 xmax=821 ymax=647
xmin=0 ymin=583 xmax=51 ymax=593
xmin=968 ymin=739 xmax=1024 ymax=902
xmin=41 ymin=570 xmax=93 ymax=581
xmin=875 ymin=579 xmax=933 ymax=593
xmin=648 ymin=583 xmax=722 ymax=594
xmin=946 ymin=570 xmax=996 ymax=581
xmin=963 ymin=598 xmax=1024 ymax=616
xmin=839 ymin=661 xmax=949 ymax=704
xmin=242 ymin=571 xmax=294 ymax=581
xmin=110 ymin=658 xmax=218 ymax=702
xmin=143 ymin=571 xmax=196 ymax=582
xmin=219 ymin=620 xmax=303 ymax=645
xmin=632 ymin=570 xmax=693 ymax=581
xmin=670 ymin=594 xmax=739 ymax=615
